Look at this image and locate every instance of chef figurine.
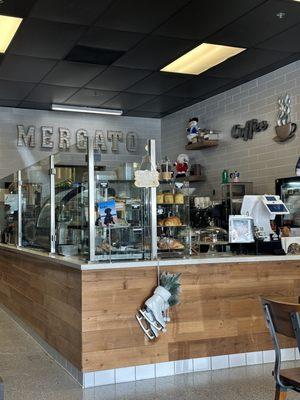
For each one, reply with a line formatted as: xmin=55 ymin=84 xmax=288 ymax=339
xmin=186 ymin=117 xmax=200 ymax=143
xmin=175 ymin=154 xmax=189 ymax=178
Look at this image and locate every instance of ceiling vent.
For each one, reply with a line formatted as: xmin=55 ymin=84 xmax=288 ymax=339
xmin=64 ymin=45 xmax=125 ymax=65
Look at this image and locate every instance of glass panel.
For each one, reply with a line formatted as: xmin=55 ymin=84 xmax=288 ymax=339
xmin=157 ymin=179 xmax=191 ymax=258
xmin=93 ymin=144 xmax=152 ymax=262
xmin=0 ymin=173 xmax=18 ymax=245
xmin=53 ymin=144 xmax=89 ymax=259
xmin=280 ymin=180 xmax=300 ymax=227
xmin=21 ymin=158 xmax=51 ymax=251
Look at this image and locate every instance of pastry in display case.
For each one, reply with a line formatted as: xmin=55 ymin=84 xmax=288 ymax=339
xmin=157 ymin=180 xmax=191 ymax=257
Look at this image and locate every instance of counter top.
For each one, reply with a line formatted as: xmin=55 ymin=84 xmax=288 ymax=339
xmin=1 ymin=243 xmax=300 ymax=270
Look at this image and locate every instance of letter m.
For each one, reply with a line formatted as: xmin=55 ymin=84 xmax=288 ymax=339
xmin=17 ymin=125 xmax=36 ymax=147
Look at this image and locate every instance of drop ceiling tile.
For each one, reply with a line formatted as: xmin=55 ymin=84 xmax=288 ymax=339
xmin=154 ymin=0 xmax=266 ymax=40
xmin=0 ymin=80 xmax=35 ymax=100
xmin=0 ymin=0 xmax=36 ymax=17
xmin=114 ymin=35 xmax=197 ymax=70
xmin=30 ymin=0 xmax=113 ymax=25
xmin=127 ymin=71 xmax=192 ymax=95
xmin=0 ymin=55 xmax=56 ymax=83
xmin=79 ymin=27 xmax=144 ymax=52
xmin=19 ymin=101 xmax=51 ymax=110
xmin=8 ymin=18 xmax=85 ymax=59
xmin=206 ymin=48 xmax=294 ymax=79
xmin=0 ymin=100 xmax=21 ymax=107
xmin=135 ymin=95 xmax=192 ymax=113
xmin=258 ymin=24 xmax=300 ymax=52
xmin=166 ymin=76 xmax=231 ymax=98
xmin=65 ymin=46 xmax=124 ymax=65
xmin=207 ymin=0 xmax=300 ymax=48
xmin=42 ymin=61 xmax=106 ymax=87
xmin=123 ymin=110 xmax=162 ymax=118
xmin=65 ymin=88 xmax=119 ymax=107
xmin=101 ymin=93 xmax=155 ymax=110
xmin=25 ymin=84 xmax=78 ymax=103
xmin=95 ymin=0 xmax=191 ymax=33
xmin=86 ymin=67 xmax=152 ymax=91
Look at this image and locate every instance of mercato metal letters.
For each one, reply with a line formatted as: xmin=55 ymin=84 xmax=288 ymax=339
xmin=16 ymin=125 xmax=139 ymax=153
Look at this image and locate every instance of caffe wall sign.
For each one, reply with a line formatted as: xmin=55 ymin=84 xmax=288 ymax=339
xmin=16 ymin=125 xmax=139 ymax=153
xmin=231 ymin=119 xmax=268 ymax=141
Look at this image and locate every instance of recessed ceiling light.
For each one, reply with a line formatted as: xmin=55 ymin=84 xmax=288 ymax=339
xmin=51 ymin=104 xmax=123 ymax=116
xmin=0 ymin=15 xmax=22 ymax=53
xmin=161 ymin=43 xmax=246 ymax=75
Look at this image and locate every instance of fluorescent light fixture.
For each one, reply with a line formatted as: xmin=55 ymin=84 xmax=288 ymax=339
xmin=161 ymin=43 xmax=246 ymax=75
xmin=51 ymin=104 xmax=123 ymax=116
xmin=0 ymin=15 xmax=22 ymax=53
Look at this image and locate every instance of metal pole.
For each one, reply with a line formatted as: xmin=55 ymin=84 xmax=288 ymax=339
xmin=17 ymin=170 xmax=22 ymax=247
xmin=49 ymin=155 xmax=56 ymax=254
xmin=88 ymin=137 xmax=96 ymax=262
xmin=149 ymin=139 xmax=157 ymax=260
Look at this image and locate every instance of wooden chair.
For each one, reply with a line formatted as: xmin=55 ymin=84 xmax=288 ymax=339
xmin=261 ymin=297 xmax=300 ymax=400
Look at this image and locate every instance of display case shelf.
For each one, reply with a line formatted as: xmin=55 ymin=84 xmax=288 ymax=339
xmin=185 ymin=140 xmax=218 ymax=150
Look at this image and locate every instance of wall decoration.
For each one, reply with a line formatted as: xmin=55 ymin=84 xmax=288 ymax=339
xmin=16 ymin=125 xmax=139 ymax=153
xmin=274 ymin=94 xmax=297 ymax=143
xmin=136 ymin=272 xmax=181 ymax=340
xmin=186 ymin=117 xmax=200 ymax=143
xmin=231 ymin=119 xmax=268 ymax=141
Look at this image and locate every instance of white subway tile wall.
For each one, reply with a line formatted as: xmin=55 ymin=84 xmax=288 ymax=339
xmin=155 ymin=361 xmax=175 ymax=377
xmin=94 ymin=369 xmax=115 ymax=386
xmin=161 ymin=60 xmax=300 ymax=197
xmin=263 ymin=350 xmax=276 ymax=363
xmin=115 ymin=366 xmax=136 ymax=384
xmin=211 ymin=355 xmax=229 ymax=370
xmin=175 ymin=359 xmax=194 ymax=375
xmin=281 ymin=348 xmax=296 ymax=361
xmin=229 ymin=353 xmax=246 ymax=367
xmin=246 ymin=351 xmax=263 ymax=366
xmin=135 ymin=364 xmax=155 ymax=381
xmin=193 ymin=357 xmax=211 ymax=372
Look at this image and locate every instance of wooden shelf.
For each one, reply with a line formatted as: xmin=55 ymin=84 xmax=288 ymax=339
xmin=176 ymin=175 xmax=206 ymax=182
xmin=185 ymin=140 xmax=219 ymax=150
xmin=187 ymin=175 xmax=205 ymax=182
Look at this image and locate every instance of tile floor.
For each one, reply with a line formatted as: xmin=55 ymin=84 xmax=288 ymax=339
xmin=0 ymin=307 xmax=300 ymax=400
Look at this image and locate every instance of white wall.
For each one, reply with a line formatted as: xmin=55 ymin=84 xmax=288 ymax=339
xmin=0 ymin=107 xmax=161 ymax=178
xmin=161 ymin=60 xmax=300 ymax=197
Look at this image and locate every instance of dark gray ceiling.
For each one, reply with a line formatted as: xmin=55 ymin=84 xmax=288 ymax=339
xmin=0 ymin=0 xmax=300 ymax=118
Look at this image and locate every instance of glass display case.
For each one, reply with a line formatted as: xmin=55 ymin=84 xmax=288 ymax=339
xmin=197 ymin=223 xmax=228 ymax=255
xmin=276 ymin=177 xmax=300 ymax=227
xmin=156 ymin=179 xmax=191 ymax=257
xmin=0 ymin=138 xmax=155 ymax=263
xmin=94 ymin=179 xmax=151 ymax=261
xmin=0 ymin=173 xmax=18 ymax=245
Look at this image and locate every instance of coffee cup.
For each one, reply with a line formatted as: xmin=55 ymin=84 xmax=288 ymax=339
xmin=275 ymin=122 xmax=297 ymax=140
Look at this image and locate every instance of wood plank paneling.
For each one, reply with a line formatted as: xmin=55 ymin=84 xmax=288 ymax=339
xmin=0 ymin=249 xmax=82 ymax=369
xmin=82 ymin=260 xmax=300 ymax=372
xmin=1 ymin=248 xmax=300 ymax=373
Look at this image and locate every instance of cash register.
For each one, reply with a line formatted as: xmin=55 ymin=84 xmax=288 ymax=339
xmin=241 ymin=195 xmax=289 ymax=241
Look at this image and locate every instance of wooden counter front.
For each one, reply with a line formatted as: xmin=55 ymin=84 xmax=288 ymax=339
xmin=0 ymin=247 xmax=300 ymax=373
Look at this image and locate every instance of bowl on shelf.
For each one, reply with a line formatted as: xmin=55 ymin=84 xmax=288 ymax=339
xmin=180 ymin=187 xmax=196 ymax=196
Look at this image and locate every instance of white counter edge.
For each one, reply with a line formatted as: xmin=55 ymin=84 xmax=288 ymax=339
xmin=1 ymin=244 xmax=300 ymax=271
